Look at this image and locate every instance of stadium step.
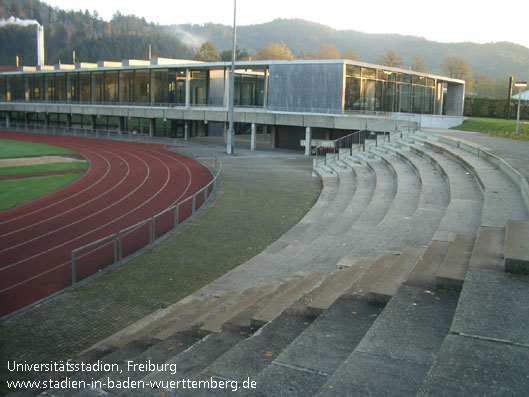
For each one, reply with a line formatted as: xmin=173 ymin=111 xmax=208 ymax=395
xmin=435 ymin=234 xmax=476 ymax=291
xmin=418 ymin=225 xmax=529 ymax=395
xmin=504 ymin=219 xmax=529 ymax=273
xmin=316 ymin=285 xmax=459 ymax=396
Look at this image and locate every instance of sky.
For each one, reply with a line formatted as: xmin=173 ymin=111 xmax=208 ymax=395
xmin=41 ymin=0 xmax=529 ymax=49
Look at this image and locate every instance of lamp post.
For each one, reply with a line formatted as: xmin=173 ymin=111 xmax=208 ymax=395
xmin=514 ymin=82 xmax=527 ymax=136
xmin=226 ymin=0 xmax=237 ymax=154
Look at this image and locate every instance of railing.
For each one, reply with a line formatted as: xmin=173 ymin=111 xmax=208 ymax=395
xmin=69 ymin=152 xmax=221 ymax=286
xmin=0 ymin=122 xmax=221 ymax=318
xmin=313 ymin=130 xmax=393 ymax=168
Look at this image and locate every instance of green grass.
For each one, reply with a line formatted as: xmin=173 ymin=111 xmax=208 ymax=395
xmin=452 ymin=118 xmax=529 ymax=140
xmin=0 ymin=173 xmax=84 ymax=211
xmin=0 ymin=139 xmax=76 ymax=159
xmin=0 ymin=161 xmax=89 ymax=177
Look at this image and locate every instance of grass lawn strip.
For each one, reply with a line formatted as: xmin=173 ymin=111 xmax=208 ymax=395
xmin=0 ymin=173 xmax=85 ymax=211
xmin=0 ymin=139 xmax=76 ymax=159
xmin=0 ymin=162 xmax=89 ymax=178
xmin=453 ymin=118 xmax=529 ymax=140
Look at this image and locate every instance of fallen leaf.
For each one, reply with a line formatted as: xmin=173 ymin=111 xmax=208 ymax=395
xmin=351 ymin=312 xmax=357 ymax=315
xmin=265 ymin=351 xmax=274 ymax=357
xmin=167 ymin=347 xmax=174 ymax=352
xmin=240 ymin=332 xmax=247 ymax=336
xmin=370 ymin=314 xmax=377 ymax=318
xmin=176 ymin=343 xmax=184 ymax=348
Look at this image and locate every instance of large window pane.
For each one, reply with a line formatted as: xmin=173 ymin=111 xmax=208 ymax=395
xmin=190 ymin=70 xmax=207 ymax=105
xmin=55 ymin=74 xmax=66 ymax=102
xmin=133 ymin=70 xmax=150 ymax=103
xmin=67 ymin=73 xmax=79 ymax=102
xmin=92 ymin=72 xmax=103 ymax=102
xmin=412 ymin=85 xmax=425 ymax=113
xmin=45 ymin=74 xmax=54 ymax=101
xmin=168 ymin=69 xmax=186 ymax=105
xmin=119 ymin=70 xmax=132 ymax=103
xmin=364 ymin=80 xmax=376 ymax=111
xmin=345 ymin=76 xmax=361 ymax=111
xmin=385 ymin=82 xmax=396 ymax=112
xmin=0 ymin=76 xmax=5 ymax=101
xmin=14 ymin=75 xmax=24 ymax=101
xmin=80 ymin=72 xmax=91 ymax=102
xmin=104 ymin=71 xmax=118 ymax=102
xmin=34 ymin=75 xmax=43 ymax=101
xmin=398 ymin=83 xmax=411 ymax=113
xmin=25 ymin=75 xmax=33 ymax=101
xmin=151 ymin=69 xmax=168 ymax=104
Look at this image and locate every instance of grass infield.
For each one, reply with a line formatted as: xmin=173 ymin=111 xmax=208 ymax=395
xmin=0 ymin=139 xmax=76 ymax=159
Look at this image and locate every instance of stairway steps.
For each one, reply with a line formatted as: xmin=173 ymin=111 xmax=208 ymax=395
xmin=252 ymin=296 xmax=382 ymax=396
xmin=199 ymin=285 xmax=275 ymax=335
xmin=153 ymin=291 xmax=237 ymax=340
xmin=316 ymin=285 xmax=459 ymax=396
xmin=406 ymin=240 xmax=451 ymax=288
xmin=202 ymin=312 xmax=314 ymax=384
xmin=435 ymin=234 xmax=475 ymax=291
xmin=469 ymin=226 xmax=505 ymax=272
xmin=250 ymin=272 xmax=325 ymax=328
xmin=342 ymin=254 xmax=397 ymax=297
xmin=504 ymin=219 xmax=529 ymax=273
xmin=303 ymin=260 xmax=371 ymax=316
xmin=368 ymin=246 xmax=425 ymax=305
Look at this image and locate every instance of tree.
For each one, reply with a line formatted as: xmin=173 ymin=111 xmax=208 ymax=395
xmin=378 ymin=50 xmax=404 ymax=68
xmin=313 ymin=44 xmax=340 ymax=59
xmin=411 ymin=56 xmax=428 ymax=73
xmin=342 ymin=49 xmax=359 ymax=61
xmin=473 ymin=73 xmax=506 ymax=98
xmin=220 ymin=47 xmax=250 ymax=62
xmin=254 ymin=42 xmax=294 ymax=61
xmin=441 ymin=55 xmax=474 ymax=91
xmin=193 ymin=41 xmax=220 ymax=62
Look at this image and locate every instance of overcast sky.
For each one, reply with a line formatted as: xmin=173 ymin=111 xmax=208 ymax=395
xmin=42 ymin=0 xmax=529 ymax=49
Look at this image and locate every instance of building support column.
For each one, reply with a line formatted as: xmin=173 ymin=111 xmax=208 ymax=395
xmin=24 ymin=112 xmax=29 ymax=127
xmin=251 ymin=123 xmax=256 ymax=151
xmin=305 ymin=126 xmax=312 ymax=156
xmin=5 ymin=112 xmax=11 ymax=128
xmin=185 ymin=68 xmax=191 ymax=109
xmin=271 ymin=125 xmax=277 ymax=148
xmin=149 ymin=118 xmax=154 ymax=137
xmin=118 ymin=117 xmax=125 ymax=134
xmin=90 ymin=115 xmax=96 ymax=132
xmin=44 ymin=113 xmax=49 ymax=128
xmin=223 ymin=122 xmax=228 ymax=144
xmin=66 ymin=114 xmax=72 ymax=129
xmin=184 ymin=121 xmax=189 ymax=141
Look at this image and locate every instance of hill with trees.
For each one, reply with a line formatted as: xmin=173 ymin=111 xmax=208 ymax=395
xmin=1 ymin=0 xmax=528 ymax=98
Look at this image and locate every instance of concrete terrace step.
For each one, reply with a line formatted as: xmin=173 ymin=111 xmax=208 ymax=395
xmin=406 ymin=240 xmax=451 ymax=288
xmin=504 ymin=219 xmax=529 ymax=273
xmin=435 ymin=234 xmax=475 ymax=291
xmin=405 ymin=141 xmax=483 ymax=243
xmin=341 ymin=253 xmax=397 ymax=296
xmin=419 ymin=135 xmax=529 ymax=228
xmin=318 ymin=285 xmax=459 ymax=396
xmin=383 ymin=146 xmax=449 ymax=252
xmin=253 ymin=296 xmax=382 ymax=396
xmin=368 ymin=246 xmax=425 ymax=305
xmin=303 ymin=260 xmax=371 ymax=316
xmin=250 ymin=272 xmax=325 ymax=328
xmin=419 ymin=264 xmax=529 ymax=395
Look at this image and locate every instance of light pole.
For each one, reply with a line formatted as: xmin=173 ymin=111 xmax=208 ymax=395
xmin=514 ymin=81 xmax=527 ymax=136
xmin=226 ymin=0 xmax=237 ymax=154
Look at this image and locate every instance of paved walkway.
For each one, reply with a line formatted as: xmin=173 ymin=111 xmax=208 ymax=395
xmin=424 ymin=128 xmax=529 ymax=180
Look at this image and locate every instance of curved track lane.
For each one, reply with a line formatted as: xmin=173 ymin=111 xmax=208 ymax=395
xmin=0 ymin=131 xmax=213 ymax=316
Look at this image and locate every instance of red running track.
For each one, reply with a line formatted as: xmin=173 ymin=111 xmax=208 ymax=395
xmin=0 ymin=131 xmax=213 ymax=316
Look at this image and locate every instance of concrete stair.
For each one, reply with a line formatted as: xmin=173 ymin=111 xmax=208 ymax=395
xmin=29 ymin=131 xmax=529 ymax=396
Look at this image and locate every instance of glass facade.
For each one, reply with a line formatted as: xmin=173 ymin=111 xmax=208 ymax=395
xmin=345 ymin=65 xmax=436 ymax=114
xmin=0 ymin=62 xmax=451 ymax=117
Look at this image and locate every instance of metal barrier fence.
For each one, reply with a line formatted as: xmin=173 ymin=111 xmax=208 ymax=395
xmin=0 ymin=123 xmax=221 ymax=316
xmin=69 ymin=153 xmax=220 ymax=286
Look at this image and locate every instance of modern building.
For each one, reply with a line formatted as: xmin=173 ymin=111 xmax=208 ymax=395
xmin=0 ymin=58 xmax=465 ymax=151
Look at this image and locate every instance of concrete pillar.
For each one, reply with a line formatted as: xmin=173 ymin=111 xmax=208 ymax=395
xmin=185 ymin=68 xmax=190 ymax=109
xmin=271 ymin=125 xmax=277 ymax=148
xmin=223 ymin=122 xmax=228 ymax=144
xmin=66 ymin=114 xmax=72 ymax=128
xmin=6 ymin=112 xmax=11 ymax=128
xmin=184 ymin=121 xmax=189 ymax=141
xmin=445 ymin=82 xmax=465 ymax=116
xmin=251 ymin=123 xmax=256 ymax=151
xmin=24 ymin=112 xmax=29 ymax=127
xmin=118 ymin=117 xmax=125 ymax=133
xmin=304 ymin=126 xmax=312 ymax=156
xmin=149 ymin=118 xmax=154 ymax=137
xmin=90 ymin=115 xmax=96 ymax=132
xmin=44 ymin=113 xmax=49 ymax=127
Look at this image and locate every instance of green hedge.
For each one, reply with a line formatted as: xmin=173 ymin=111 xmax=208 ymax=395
xmin=464 ymin=97 xmax=529 ymax=120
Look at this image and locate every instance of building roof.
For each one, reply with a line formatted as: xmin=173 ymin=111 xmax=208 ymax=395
xmin=512 ymin=89 xmax=529 ymax=100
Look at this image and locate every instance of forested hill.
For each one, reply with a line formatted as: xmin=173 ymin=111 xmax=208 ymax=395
xmin=1 ymin=0 xmax=528 ymax=84
xmin=178 ymin=19 xmax=529 ymax=82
